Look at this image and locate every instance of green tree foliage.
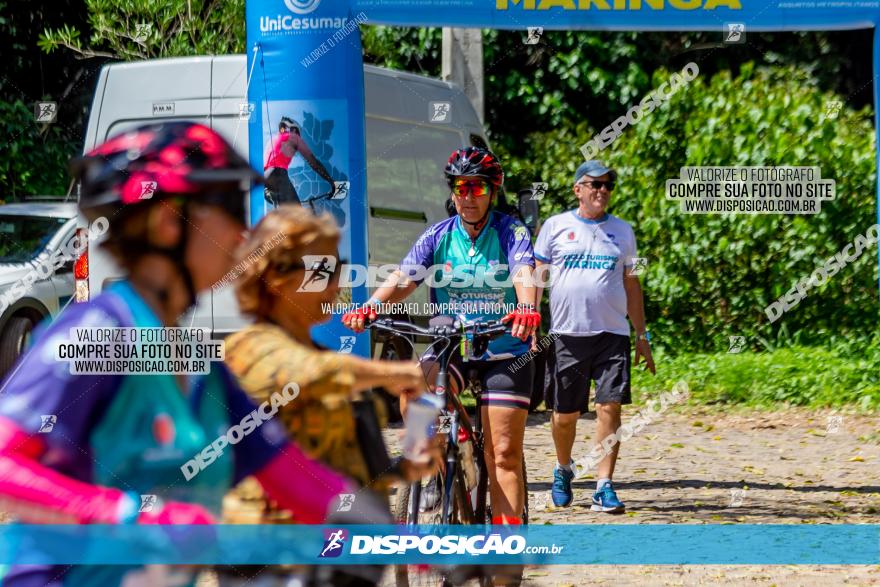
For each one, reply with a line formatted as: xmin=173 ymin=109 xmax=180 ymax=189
xmin=0 ymin=0 xmax=93 ymax=197
xmin=362 ymin=27 xmax=873 ymax=155
xmin=39 ymin=0 xmax=246 ymax=60
xmin=0 ymin=101 xmax=75 ymax=199
xmin=498 ymin=63 xmax=878 ymax=353
xmin=361 ymin=25 xmax=441 ymax=75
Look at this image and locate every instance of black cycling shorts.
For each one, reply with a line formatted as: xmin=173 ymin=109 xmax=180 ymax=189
xmin=545 ymin=333 xmax=631 ymax=414
xmin=424 ymin=354 xmax=534 ymax=411
xmin=264 ymin=167 xmax=300 ymax=205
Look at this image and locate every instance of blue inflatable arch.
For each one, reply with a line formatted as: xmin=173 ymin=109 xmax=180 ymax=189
xmin=245 ymin=0 xmax=880 ymax=351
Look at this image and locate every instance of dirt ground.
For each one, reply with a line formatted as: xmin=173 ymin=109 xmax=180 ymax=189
xmin=381 ymin=405 xmax=880 ymax=586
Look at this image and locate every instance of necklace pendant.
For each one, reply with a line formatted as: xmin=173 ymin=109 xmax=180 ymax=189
xmin=468 ymin=246 xmax=476 ymax=257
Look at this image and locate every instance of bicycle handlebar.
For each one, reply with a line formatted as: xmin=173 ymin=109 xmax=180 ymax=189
xmin=368 ymin=317 xmax=507 ymax=341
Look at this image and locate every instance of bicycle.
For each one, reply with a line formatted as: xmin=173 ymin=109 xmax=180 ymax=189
xmin=263 ymin=183 xmax=348 ymax=226
xmin=366 ymin=316 xmax=529 ymax=587
xmin=304 ymin=184 xmax=348 ymax=226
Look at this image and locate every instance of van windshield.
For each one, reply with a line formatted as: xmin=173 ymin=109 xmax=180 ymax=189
xmin=0 ymin=215 xmax=68 ymax=264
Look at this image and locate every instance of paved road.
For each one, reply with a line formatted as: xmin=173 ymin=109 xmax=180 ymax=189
xmin=384 ymin=404 xmax=880 ymax=586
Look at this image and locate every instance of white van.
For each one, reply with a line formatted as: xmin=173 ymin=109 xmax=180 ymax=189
xmin=80 ymin=55 xmax=493 ymax=341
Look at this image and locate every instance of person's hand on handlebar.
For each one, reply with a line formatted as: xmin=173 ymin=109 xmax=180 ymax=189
xmin=342 ymin=303 xmax=378 ymax=333
xmin=502 ymin=303 xmax=540 ymax=341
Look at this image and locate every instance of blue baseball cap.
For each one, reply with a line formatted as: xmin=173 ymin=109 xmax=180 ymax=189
xmin=575 ymin=160 xmax=617 ymax=184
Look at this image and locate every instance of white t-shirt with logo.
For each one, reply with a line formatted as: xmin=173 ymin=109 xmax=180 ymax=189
xmin=534 ymin=211 xmax=637 ymax=336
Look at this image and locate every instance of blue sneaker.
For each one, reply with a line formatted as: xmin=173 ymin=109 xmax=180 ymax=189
xmin=551 ymin=466 xmax=575 ymax=507
xmin=591 ymin=481 xmax=625 ymax=513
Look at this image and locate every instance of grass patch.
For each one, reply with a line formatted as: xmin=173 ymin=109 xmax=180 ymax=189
xmin=631 ymin=344 xmax=880 ymax=411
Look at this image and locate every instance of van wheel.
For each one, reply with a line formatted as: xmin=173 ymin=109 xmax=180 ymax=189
xmin=375 ymin=335 xmax=413 ymax=423
xmin=0 ymin=316 xmax=36 ymax=378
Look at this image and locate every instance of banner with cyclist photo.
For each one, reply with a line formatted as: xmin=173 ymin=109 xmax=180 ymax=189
xmin=246 ymin=0 xmax=368 ymax=354
xmin=259 ymin=99 xmax=351 ymax=233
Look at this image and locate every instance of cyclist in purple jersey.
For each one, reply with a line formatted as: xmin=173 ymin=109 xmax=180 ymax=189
xmin=344 ymin=147 xmax=540 ymax=525
xmin=0 ymin=123 xmax=370 ymax=587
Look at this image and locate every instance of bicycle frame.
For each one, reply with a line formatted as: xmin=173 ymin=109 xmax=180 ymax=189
xmin=408 ymin=332 xmax=482 ymax=526
xmin=369 ymin=318 xmax=504 ymax=527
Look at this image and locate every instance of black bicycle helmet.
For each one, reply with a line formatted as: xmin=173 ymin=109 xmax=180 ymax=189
xmin=71 ymin=121 xmax=262 ymax=308
xmin=444 ymin=147 xmax=505 ymax=231
xmin=444 ymin=147 xmax=504 ymax=191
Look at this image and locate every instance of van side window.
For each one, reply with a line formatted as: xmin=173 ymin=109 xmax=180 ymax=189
xmin=365 ymin=117 xmax=463 ymax=274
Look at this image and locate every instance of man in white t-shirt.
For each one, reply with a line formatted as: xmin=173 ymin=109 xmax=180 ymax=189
xmin=534 ymin=160 xmax=655 ymax=513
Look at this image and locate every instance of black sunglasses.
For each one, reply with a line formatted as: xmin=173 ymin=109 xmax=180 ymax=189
xmin=579 ymin=180 xmax=615 ymax=191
